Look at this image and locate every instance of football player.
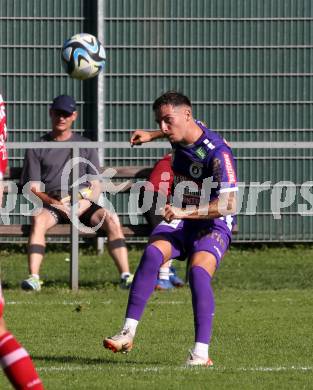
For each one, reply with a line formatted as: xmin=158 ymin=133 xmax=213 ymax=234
xmin=104 ymin=91 xmax=238 ymax=366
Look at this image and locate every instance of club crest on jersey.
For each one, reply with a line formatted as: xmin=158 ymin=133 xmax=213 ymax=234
xmin=195 ymin=146 xmax=207 ymax=160
xmin=189 ymin=162 xmax=203 ymax=178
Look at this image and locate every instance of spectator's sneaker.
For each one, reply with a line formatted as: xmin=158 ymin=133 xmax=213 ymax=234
xmin=169 ymin=267 xmax=185 ymax=287
xmin=155 ymin=279 xmax=174 ymax=290
xmin=185 ymin=350 xmax=213 ymax=367
xmin=21 ymin=276 xmax=43 ymax=291
xmin=103 ymin=329 xmax=134 ymax=353
xmin=120 ymin=274 xmax=134 ymax=289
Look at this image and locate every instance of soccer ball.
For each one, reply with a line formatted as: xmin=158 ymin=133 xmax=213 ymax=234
xmin=61 ymin=33 xmax=106 ymax=80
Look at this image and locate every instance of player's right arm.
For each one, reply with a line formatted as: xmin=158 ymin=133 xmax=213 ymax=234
xmin=30 ymin=182 xmax=72 ymax=216
xmin=130 ymin=129 xmax=164 ymax=146
xmin=29 ymin=182 xmax=62 ymax=205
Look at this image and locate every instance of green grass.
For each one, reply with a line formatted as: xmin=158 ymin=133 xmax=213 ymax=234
xmin=1 ymin=245 xmax=313 ymax=389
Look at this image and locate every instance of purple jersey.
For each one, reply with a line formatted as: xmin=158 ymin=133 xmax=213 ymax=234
xmin=152 ymin=120 xmax=238 ymax=263
xmin=170 ymin=120 xmax=238 ymax=232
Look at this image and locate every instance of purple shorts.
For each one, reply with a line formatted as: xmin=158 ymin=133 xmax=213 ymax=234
xmin=151 ymin=219 xmax=231 ymax=267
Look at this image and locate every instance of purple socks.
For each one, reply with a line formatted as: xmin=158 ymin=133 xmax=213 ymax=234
xmin=189 ymin=265 xmax=215 ymax=344
xmin=126 ymin=244 xmax=164 ymax=320
xmin=125 ymin=247 xmax=215 ymax=346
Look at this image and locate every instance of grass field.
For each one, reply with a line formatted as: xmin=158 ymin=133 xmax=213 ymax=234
xmin=1 ymin=244 xmax=313 ymax=389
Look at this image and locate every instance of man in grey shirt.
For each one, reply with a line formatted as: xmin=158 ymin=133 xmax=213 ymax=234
xmin=21 ymin=95 xmax=133 ymax=290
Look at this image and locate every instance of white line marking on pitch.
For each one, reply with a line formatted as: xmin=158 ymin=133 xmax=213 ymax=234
xmin=6 ymin=300 xmax=92 ymax=306
xmin=5 ymin=300 xmax=185 ymax=306
xmin=36 ymin=365 xmax=313 ymax=373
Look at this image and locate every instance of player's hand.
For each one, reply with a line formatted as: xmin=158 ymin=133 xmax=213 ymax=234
xmin=162 ymin=204 xmax=185 ymax=222
xmin=130 ymin=130 xmax=152 ymax=146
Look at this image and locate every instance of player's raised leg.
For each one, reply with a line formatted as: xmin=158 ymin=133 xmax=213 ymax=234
xmin=103 ymin=239 xmax=173 ymax=353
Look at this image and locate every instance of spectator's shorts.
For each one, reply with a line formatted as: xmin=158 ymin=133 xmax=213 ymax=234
xmin=44 ymin=202 xmax=102 ymax=227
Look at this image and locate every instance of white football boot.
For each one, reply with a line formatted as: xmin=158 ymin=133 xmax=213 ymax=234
xmin=103 ymin=328 xmax=134 ymax=353
xmin=186 ymin=350 xmax=214 ymax=367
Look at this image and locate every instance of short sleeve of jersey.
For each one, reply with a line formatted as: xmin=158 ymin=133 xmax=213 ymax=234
xmin=209 ymin=146 xmax=238 ymax=193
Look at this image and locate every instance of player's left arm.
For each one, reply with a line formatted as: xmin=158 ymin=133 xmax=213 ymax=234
xmin=130 ymin=129 xmax=165 ymax=146
xmin=162 ymin=191 xmax=237 ymax=221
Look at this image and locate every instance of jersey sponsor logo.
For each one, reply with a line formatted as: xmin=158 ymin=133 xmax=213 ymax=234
xmin=189 ymin=162 xmax=203 ymax=179
xmin=222 ymin=152 xmax=236 ymax=184
xmin=183 ymin=194 xmax=201 ymax=205
xmin=173 ymin=173 xmax=202 ymax=206
xmin=173 ymin=174 xmax=190 ymax=184
xmin=195 ymin=146 xmax=207 ymax=160
xmin=173 ymin=174 xmax=201 ymax=191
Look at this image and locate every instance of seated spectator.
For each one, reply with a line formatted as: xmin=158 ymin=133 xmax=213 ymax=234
xmin=20 ymin=95 xmax=133 ymax=291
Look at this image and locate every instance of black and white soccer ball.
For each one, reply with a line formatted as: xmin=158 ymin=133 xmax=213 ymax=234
xmin=61 ymin=33 xmax=106 ymax=80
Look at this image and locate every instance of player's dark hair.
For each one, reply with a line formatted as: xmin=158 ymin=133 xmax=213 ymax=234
xmin=152 ymin=91 xmax=192 ymax=111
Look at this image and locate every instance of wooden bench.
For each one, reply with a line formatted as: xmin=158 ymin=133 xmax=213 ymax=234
xmin=2 ymin=165 xmax=152 ymax=237
xmin=0 ymin=223 xmax=150 ymax=238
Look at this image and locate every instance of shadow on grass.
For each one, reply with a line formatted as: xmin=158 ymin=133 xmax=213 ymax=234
xmin=1 ymin=279 xmax=122 ymax=290
xmin=32 ymin=354 xmax=160 ymax=366
xmin=44 ymin=279 xmax=121 ymax=288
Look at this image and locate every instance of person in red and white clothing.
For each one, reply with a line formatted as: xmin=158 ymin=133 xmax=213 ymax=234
xmin=0 ymin=94 xmax=44 ymax=389
xmin=0 ymin=285 xmax=44 ymax=389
